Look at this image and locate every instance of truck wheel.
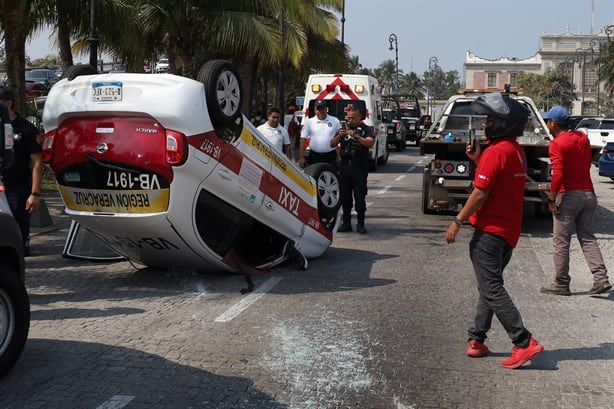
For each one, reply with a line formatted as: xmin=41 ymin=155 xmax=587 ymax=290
xmin=197 ymin=60 xmax=242 ymax=129
xmin=61 ymin=64 xmax=98 ymax=81
xmin=377 ymin=144 xmax=389 ymax=165
xmin=0 ymin=262 xmax=30 ymax=379
xmin=421 ymin=168 xmax=436 ymax=214
xmin=534 ymin=202 xmax=551 ymax=218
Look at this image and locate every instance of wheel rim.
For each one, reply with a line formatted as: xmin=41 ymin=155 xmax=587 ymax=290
xmin=0 ymin=288 xmax=15 ymax=356
xmin=317 ymin=170 xmax=340 ymax=208
xmin=216 ymin=70 xmax=241 ymax=117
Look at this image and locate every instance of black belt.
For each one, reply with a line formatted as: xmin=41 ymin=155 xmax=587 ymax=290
xmin=341 ymin=159 xmax=365 ymax=166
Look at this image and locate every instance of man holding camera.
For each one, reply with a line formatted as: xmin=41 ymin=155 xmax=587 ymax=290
xmin=330 ymin=107 xmax=374 ymax=234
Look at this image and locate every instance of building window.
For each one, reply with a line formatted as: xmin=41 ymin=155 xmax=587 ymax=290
xmin=509 ymin=73 xmax=517 ymax=88
xmin=487 ymin=72 xmax=497 ymax=88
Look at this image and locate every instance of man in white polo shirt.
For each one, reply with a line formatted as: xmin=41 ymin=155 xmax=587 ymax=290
xmin=298 ymin=100 xmax=341 ymax=168
xmin=257 ymin=107 xmax=291 ymax=157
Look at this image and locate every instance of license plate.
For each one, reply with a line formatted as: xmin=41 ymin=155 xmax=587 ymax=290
xmin=92 ymin=82 xmax=122 ymax=102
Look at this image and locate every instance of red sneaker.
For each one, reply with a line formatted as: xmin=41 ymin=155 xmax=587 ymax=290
xmin=467 ymin=339 xmax=489 ymax=357
xmin=501 ymin=337 xmax=543 ymax=369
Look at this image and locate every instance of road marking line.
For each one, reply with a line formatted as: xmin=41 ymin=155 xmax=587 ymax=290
xmin=406 ymin=165 xmax=416 ymax=173
xmin=377 ymin=186 xmax=391 ymax=194
xmin=395 ymin=175 xmax=406 ymax=182
xmin=96 ymin=395 xmax=135 ymax=409
xmin=214 ymin=276 xmax=282 ymax=322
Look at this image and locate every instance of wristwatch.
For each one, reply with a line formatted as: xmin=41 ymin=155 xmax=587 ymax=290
xmin=31 ymin=192 xmax=41 ymax=197
xmin=453 ymin=217 xmax=463 ymax=226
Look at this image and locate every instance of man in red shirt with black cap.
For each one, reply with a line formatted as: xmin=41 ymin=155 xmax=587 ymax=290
xmin=540 ymin=106 xmax=611 ymax=296
xmin=446 ymin=92 xmax=543 ymax=369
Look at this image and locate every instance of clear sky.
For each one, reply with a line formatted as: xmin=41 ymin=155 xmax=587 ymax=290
xmin=25 ymin=0 xmax=614 ymax=79
xmin=338 ymin=0 xmax=614 ymax=77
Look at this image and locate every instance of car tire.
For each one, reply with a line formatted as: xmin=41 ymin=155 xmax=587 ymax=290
xmin=197 ymin=60 xmax=242 ymax=129
xmin=61 ymin=64 xmax=98 ymax=81
xmin=304 ymin=163 xmax=340 ymax=231
xmin=304 ymin=163 xmax=341 ymax=216
xmin=368 ymin=143 xmax=378 ymax=172
xmin=0 ymin=263 xmax=30 ymax=379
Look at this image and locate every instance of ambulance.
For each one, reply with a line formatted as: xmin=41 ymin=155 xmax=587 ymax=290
xmin=303 ymin=74 xmax=389 ymax=171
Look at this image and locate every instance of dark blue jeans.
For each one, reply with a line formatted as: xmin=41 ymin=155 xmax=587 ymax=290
xmin=468 ymin=229 xmax=531 ymax=347
xmin=6 ymin=183 xmax=30 ymax=248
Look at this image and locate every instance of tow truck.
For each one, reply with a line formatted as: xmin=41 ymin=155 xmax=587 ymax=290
xmin=419 ymin=86 xmax=554 ymax=215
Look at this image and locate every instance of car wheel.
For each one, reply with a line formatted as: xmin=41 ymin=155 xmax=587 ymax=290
xmin=304 ymin=163 xmax=341 ymax=215
xmin=61 ymin=64 xmax=98 ymax=81
xmin=368 ymin=143 xmax=378 ymax=172
xmin=304 ymin=163 xmax=340 ymax=230
xmin=197 ymin=60 xmax=242 ymax=128
xmin=0 ymin=263 xmax=30 ymax=379
xmin=377 ymin=143 xmax=389 ymax=165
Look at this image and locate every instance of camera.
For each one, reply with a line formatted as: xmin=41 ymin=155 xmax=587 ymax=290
xmin=340 ymin=127 xmax=363 ymax=158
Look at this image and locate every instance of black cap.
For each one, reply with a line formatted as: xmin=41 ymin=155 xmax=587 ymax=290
xmin=314 ymin=100 xmax=327 ymax=109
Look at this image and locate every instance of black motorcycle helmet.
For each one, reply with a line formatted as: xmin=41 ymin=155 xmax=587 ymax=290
xmin=469 ymin=92 xmax=529 ymax=139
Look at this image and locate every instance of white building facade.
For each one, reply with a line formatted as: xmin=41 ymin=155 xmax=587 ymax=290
xmin=464 ymin=26 xmax=614 ymax=115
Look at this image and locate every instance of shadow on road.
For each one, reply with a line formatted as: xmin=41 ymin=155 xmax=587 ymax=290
xmin=0 ymin=339 xmax=288 ymax=408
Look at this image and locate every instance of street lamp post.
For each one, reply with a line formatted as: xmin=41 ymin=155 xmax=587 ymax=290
xmin=575 ymin=47 xmax=592 ymax=114
xmin=88 ymin=0 xmax=99 ymax=70
xmin=590 ymin=37 xmax=606 ymax=115
xmin=388 ymin=33 xmax=399 ymax=95
xmin=427 ymin=56 xmax=438 ymax=115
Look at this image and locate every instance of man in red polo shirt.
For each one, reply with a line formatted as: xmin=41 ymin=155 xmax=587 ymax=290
xmin=446 ymin=92 xmax=543 ymax=369
xmin=540 ymin=106 xmax=611 ymax=296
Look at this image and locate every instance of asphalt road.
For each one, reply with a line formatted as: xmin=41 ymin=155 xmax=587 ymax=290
xmin=2 ymin=147 xmax=613 ymax=409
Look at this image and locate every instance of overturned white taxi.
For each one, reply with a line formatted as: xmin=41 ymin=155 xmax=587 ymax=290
xmin=42 ymin=61 xmax=341 ymax=274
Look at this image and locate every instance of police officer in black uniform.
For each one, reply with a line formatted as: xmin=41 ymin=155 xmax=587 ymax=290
xmin=330 ymin=107 xmax=374 ymax=234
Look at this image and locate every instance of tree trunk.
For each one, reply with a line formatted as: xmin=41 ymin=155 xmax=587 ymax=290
xmin=1 ymin=0 xmax=29 ymax=115
xmin=57 ymin=10 xmax=74 ymax=69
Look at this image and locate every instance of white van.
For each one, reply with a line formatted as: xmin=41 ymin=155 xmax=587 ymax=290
xmin=303 ymin=74 xmax=389 ymax=171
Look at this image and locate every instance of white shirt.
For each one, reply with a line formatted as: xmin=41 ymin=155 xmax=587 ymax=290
xmin=300 ymin=114 xmax=341 ymax=153
xmin=257 ymin=122 xmax=290 ymax=153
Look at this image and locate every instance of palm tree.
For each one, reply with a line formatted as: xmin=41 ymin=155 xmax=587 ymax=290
xmin=374 ymin=60 xmax=397 ymax=95
xmin=399 ymin=72 xmax=423 ymax=99
xmin=599 ymin=40 xmax=614 ymax=96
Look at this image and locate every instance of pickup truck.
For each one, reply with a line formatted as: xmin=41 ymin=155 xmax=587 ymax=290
xmin=419 ymin=89 xmax=555 ymax=216
xmin=383 ymin=108 xmax=404 ymax=151
xmin=0 ymin=104 xmax=30 ymax=378
xmin=383 ymin=95 xmax=422 ymax=148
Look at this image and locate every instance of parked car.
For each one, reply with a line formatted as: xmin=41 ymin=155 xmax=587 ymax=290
xmin=0 ymin=103 xmax=30 ymax=379
xmin=24 ymin=81 xmax=49 ymax=100
xmin=109 ymin=64 xmax=126 ymax=73
xmin=598 ymin=141 xmax=614 ymax=180
xmin=41 ymin=61 xmax=341 ymax=275
xmin=25 ymin=68 xmax=59 ymax=88
xmin=155 ymin=58 xmax=169 ymax=73
xmin=576 ymin=117 xmax=614 ymax=161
